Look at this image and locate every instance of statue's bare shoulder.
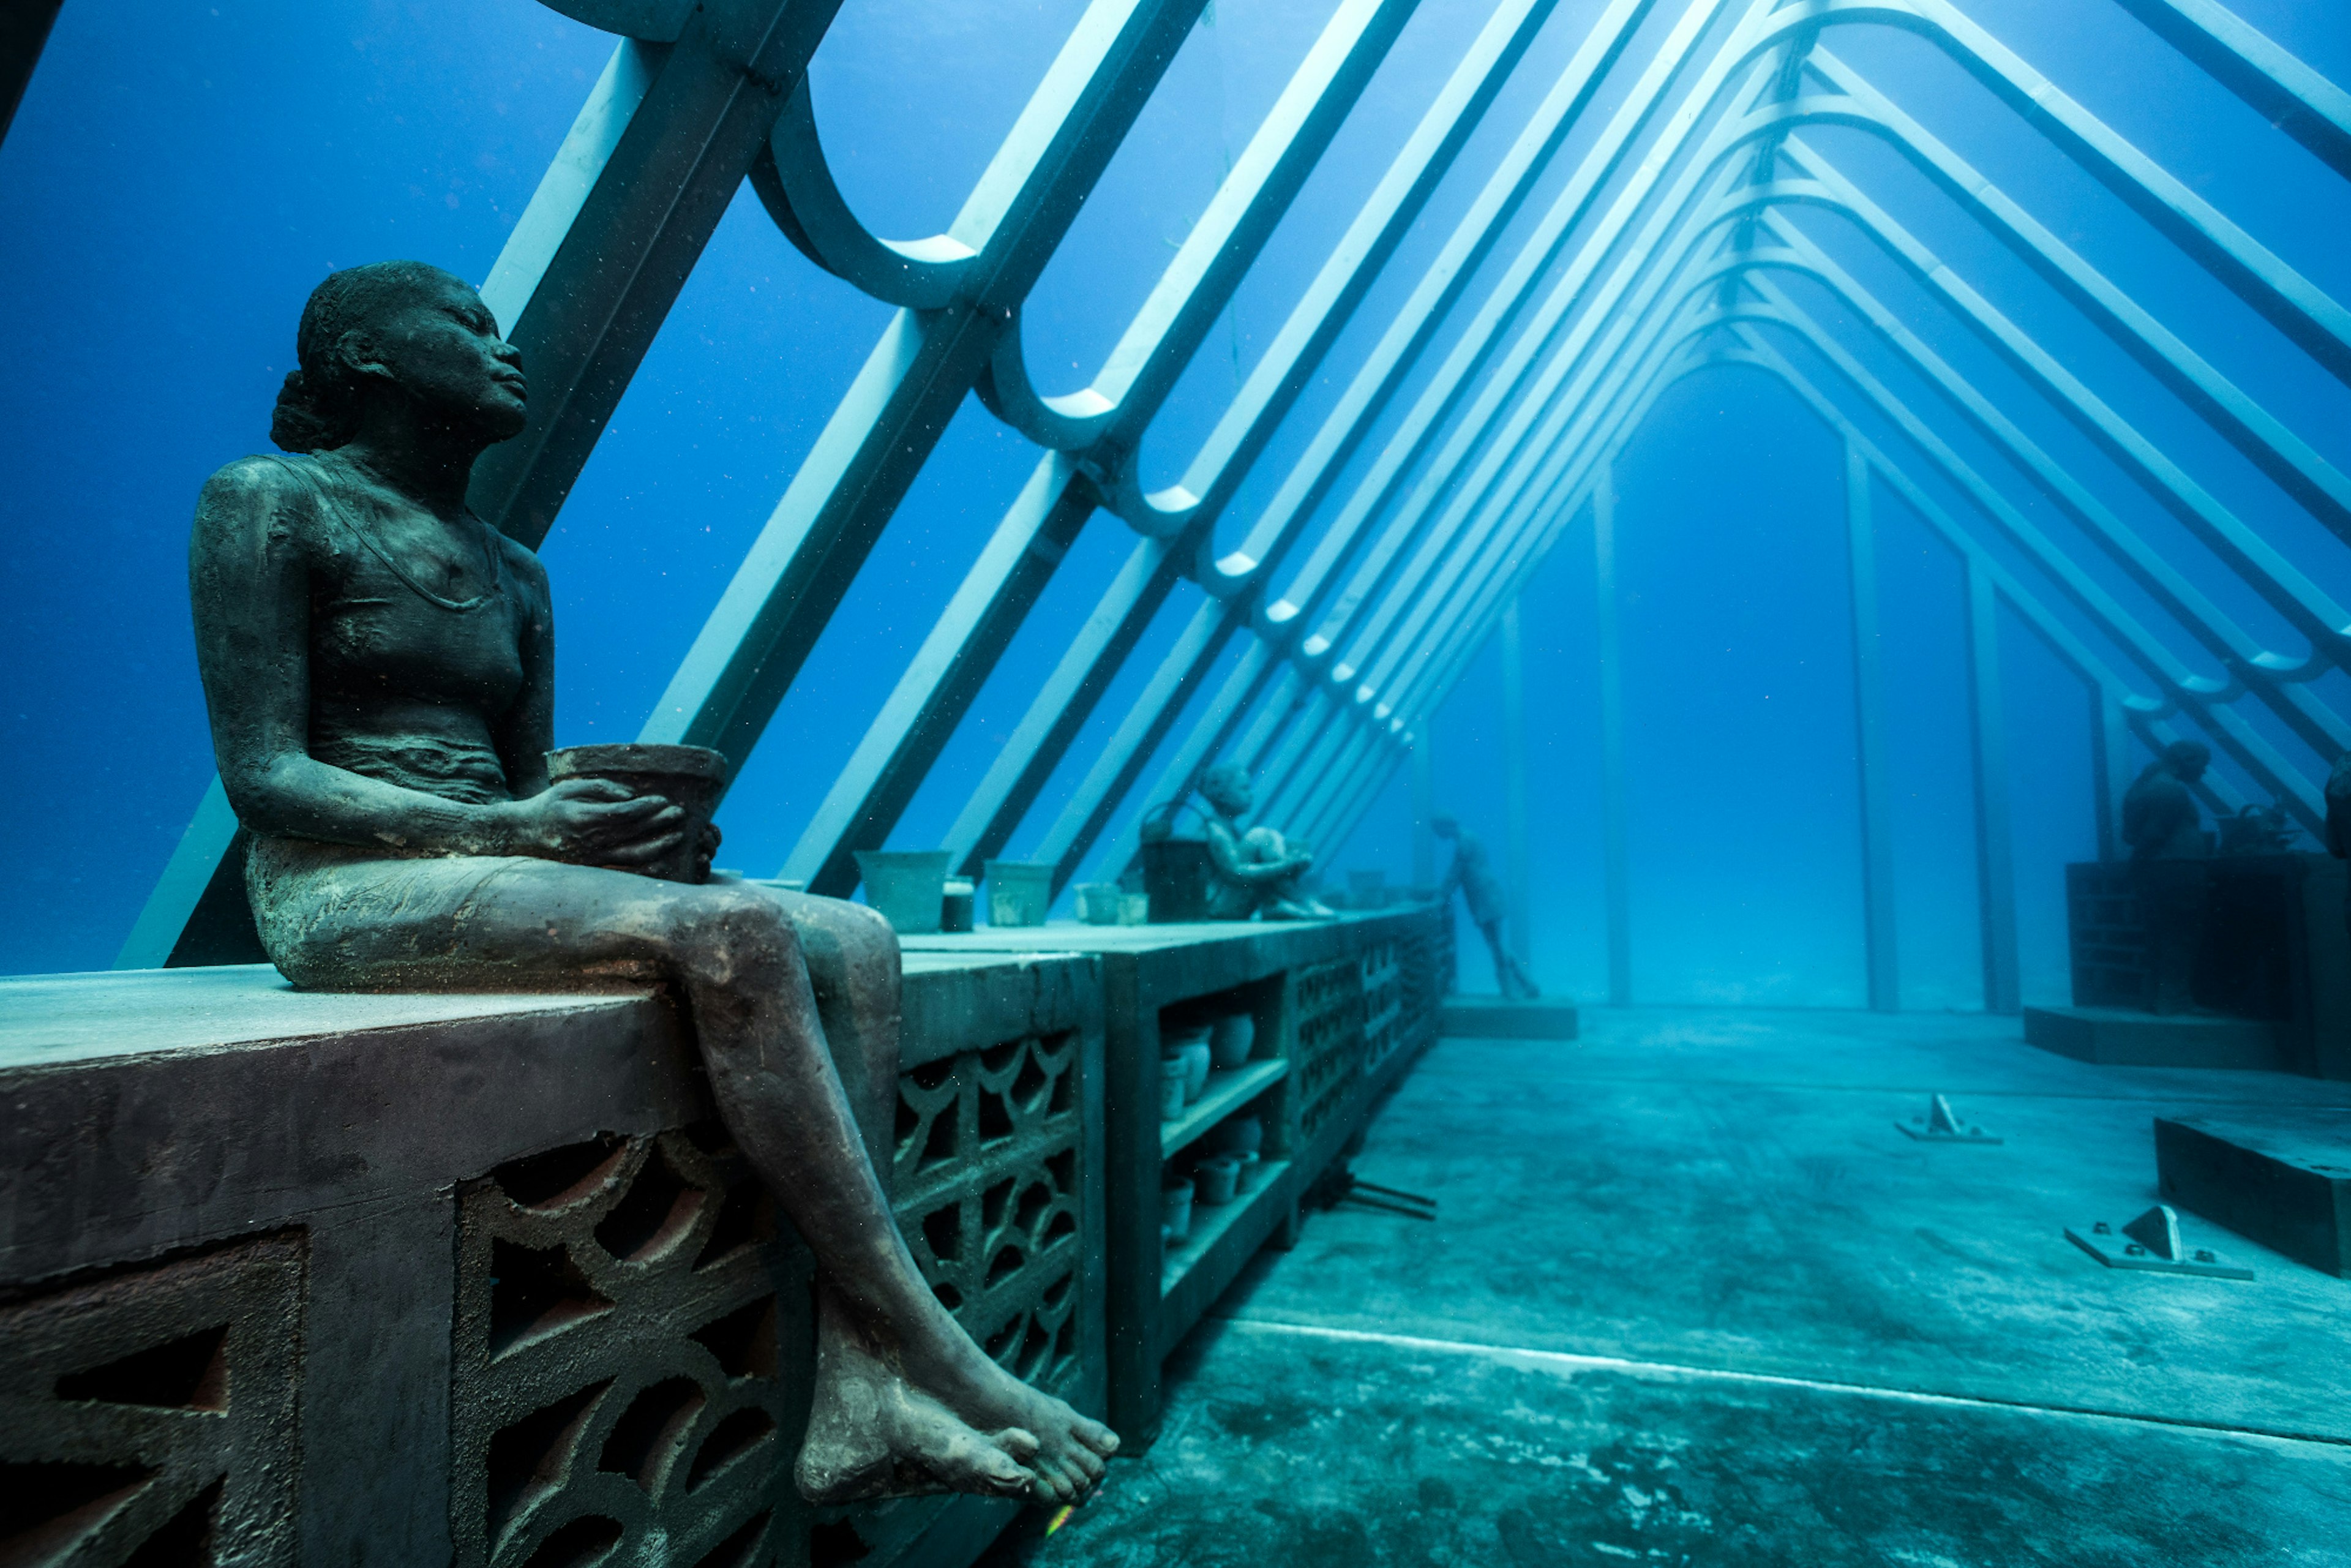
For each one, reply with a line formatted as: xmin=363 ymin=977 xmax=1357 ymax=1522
xmin=201 ymin=451 xmax=319 ymax=517
xmin=489 ymin=527 xmax=552 ymax=610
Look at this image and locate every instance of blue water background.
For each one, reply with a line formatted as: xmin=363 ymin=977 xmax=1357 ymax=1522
xmin=3 ymin=0 xmax=2347 ymax=1005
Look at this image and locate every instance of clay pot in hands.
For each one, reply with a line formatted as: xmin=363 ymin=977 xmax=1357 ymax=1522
xmin=545 ymin=743 xmax=726 ymax=884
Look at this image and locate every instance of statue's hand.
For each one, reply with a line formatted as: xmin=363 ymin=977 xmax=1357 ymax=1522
xmin=498 ymin=779 xmax=687 ymax=865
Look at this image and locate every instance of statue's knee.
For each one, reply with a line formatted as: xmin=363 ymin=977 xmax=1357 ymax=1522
xmin=838 ymin=899 xmax=899 ymax=975
xmin=673 ymin=885 xmax=800 ymax=985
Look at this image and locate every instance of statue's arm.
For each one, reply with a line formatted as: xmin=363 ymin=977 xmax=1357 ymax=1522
xmin=1206 ymin=822 xmax=1303 ymax=885
xmin=493 ymin=538 xmax=557 ymax=801
xmin=189 ymin=460 xmax=527 ymax=855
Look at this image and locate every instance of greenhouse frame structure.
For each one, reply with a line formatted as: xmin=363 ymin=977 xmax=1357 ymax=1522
xmin=58 ymin=0 xmax=2351 ymax=1015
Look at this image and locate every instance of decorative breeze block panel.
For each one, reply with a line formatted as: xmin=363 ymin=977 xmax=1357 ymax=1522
xmin=891 ymin=1031 xmax=1085 ymax=1397
xmin=0 ymin=1232 xmax=306 ymax=1566
xmin=451 ymin=1127 xmax=809 ymax=1568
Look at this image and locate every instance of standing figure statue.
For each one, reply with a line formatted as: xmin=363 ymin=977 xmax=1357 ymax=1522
xmin=189 ymin=262 xmax=1113 ymax=1504
xmin=2121 ymin=740 xmax=2212 ymax=1016
xmin=1198 ymin=763 xmax=1332 ymax=920
xmin=1433 ymin=815 xmax=1540 ymax=999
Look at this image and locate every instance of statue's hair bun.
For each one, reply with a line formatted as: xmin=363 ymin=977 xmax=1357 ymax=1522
xmin=271 ymin=260 xmax=452 ymax=452
xmin=270 ymin=367 xmax=339 ymax=453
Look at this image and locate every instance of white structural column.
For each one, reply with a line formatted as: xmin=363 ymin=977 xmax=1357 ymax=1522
xmin=1965 ymin=558 xmax=2023 ymax=1013
xmin=1594 ymin=463 xmax=1632 ymax=1006
xmin=1501 ymin=596 xmax=1532 ymax=966
xmin=1846 ymin=443 xmax=1900 ymax=1011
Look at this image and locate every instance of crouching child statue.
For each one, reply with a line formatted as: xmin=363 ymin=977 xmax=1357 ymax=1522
xmin=187 ymin=261 xmax=1114 ymax=1504
xmin=1194 ymin=763 xmax=1333 ymax=920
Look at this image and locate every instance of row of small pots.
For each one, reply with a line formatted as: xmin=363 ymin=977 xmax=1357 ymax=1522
xmin=1161 ymin=1149 xmax=1270 ymax=1246
xmin=853 ymin=851 xmax=1157 ymax=932
xmin=1157 ymin=1013 xmax=1256 ymax=1119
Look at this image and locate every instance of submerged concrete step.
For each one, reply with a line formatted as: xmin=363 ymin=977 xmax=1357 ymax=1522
xmin=2022 ymin=1005 xmax=2283 ymax=1070
xmin=2156 ymin=1114 xmax=2351 ymax=1277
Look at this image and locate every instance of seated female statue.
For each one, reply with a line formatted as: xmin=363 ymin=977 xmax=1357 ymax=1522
xmin=189 ymin=260 xmax=1114 ymax=1504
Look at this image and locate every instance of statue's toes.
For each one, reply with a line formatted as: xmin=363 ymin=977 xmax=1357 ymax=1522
xmin=948 ymin=1427 xmax=1037 ymax=1498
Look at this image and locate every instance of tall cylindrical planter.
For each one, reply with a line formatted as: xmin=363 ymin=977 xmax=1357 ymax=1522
xmin=853 ymin=850 xmax=953 ymax=934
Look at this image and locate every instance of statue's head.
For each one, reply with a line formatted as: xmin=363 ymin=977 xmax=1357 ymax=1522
xmin=1430 ymin=814 xmax=1459 ymax=839
xmin=1200 ymin=762 xmax=1253 ymax=816
xmin=2162 ymin=740 xmax=2211 ymax=784
xmin=271 ymin=261 xmax=527 ymax=454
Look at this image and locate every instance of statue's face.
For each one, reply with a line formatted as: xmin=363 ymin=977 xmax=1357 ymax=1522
xmin=1203 ymin=775 xmax=1252 ymax=815
xmin=350 ymin=271 xmax=528 ymax=440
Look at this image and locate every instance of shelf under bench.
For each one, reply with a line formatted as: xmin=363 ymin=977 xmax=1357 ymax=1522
xmin=1162 ymin=1159 xmax=1292 ymax=1300
xmin=1160 ymin=1059 xmax=1288 ymax=1158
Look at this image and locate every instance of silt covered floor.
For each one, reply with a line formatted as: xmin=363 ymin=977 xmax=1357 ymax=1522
xmin=1017 ymin=1008 xmax=2351 ymax=1566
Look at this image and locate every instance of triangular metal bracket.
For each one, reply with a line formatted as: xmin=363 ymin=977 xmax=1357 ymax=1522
xmin=1895 ymin=1093 xmax=2000 ymax=1143
xmin=2065 ymin=1204 xmax=2252 ymax=1280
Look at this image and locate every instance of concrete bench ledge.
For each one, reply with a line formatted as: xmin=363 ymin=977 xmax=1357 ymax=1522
xmin=0 ymin=912 xmax=1443 ymax=1567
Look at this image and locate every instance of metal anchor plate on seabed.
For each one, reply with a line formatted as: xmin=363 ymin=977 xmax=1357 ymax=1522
xmin=2066 ymin=1203 xmax=2253 ymax=1280
xmin=1896 ymin=1093 xmax=2000 ymax=1144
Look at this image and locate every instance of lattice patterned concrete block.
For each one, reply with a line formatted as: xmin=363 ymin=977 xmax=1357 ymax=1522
xmin=891 ymin=1030 xmax=1086 ymax=1396
xmin=1294 ymin=958 xmax=1369 ymax=1148
xmin=0 ymin=1232 xmax=306 ymax=1566
xmin=450 ymin=1128 xmax=811 ymax=1568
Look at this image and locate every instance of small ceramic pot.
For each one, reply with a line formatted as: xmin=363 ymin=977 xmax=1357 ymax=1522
xmin=1209 ymin=1013 xmax=1254 ymax=1071
xmin=1181 ymin=1040 xmax=1211 ymax=1103
xmin=1074 ymin=882 xmax=1123 ymax=925
xmin=984 ymin=860 xmax=1056 ymax=927
xmin=1213 ymin=1114 xmax=1264 ymax=1157
xmin=1158 ymin=1054 xmax=1190 ymax=1120
xmin=940 ymin=877 xmax=975 ymax=932
xmin=1194 ymin=1153 xmax=1242 ymax=1207
xmin=1161 ymin=1180 xmax=1194 ymax=1244
xmin=1117 ymin=891 xmax=1151 ymax=926
xmin=1232 ymin=1149 xmax=1265 ymax=1191
xmin=1162 ymin=1023 xmax=1212 ymax=1102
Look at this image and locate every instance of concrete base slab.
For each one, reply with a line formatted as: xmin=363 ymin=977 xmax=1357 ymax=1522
xmin=1438 ymin=996 xmax=1579 ymax=1040
xmin=2023 ymin=1005 xmax=2284 ymax=1070
xmin=2158 ymin=1114 xmax=2351 ymax=1277
xmin=1030 ymin=1319 xmax=2351 ymax=1568
xmin=1005 ymin=1008 xmax=2351 ymax=1566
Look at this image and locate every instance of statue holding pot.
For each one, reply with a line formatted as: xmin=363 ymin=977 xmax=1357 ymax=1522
xmin=189 ymin=261 xmax=1113 ymax=1504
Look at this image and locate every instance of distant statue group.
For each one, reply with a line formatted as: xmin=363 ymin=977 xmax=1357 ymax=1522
xmin=189 ymin=261 xmax=1112 ymax=1505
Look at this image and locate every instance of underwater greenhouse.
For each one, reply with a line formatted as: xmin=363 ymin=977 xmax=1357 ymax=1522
xmin=4 ymin=0 xmax=2350 ymax=1560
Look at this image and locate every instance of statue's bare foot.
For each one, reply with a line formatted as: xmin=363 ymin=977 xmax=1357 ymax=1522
xmin=796 ymin=1327 xmax=1047 ymax=1506
xmin=903 ymin=1334 xmax=1119 ymax=1504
